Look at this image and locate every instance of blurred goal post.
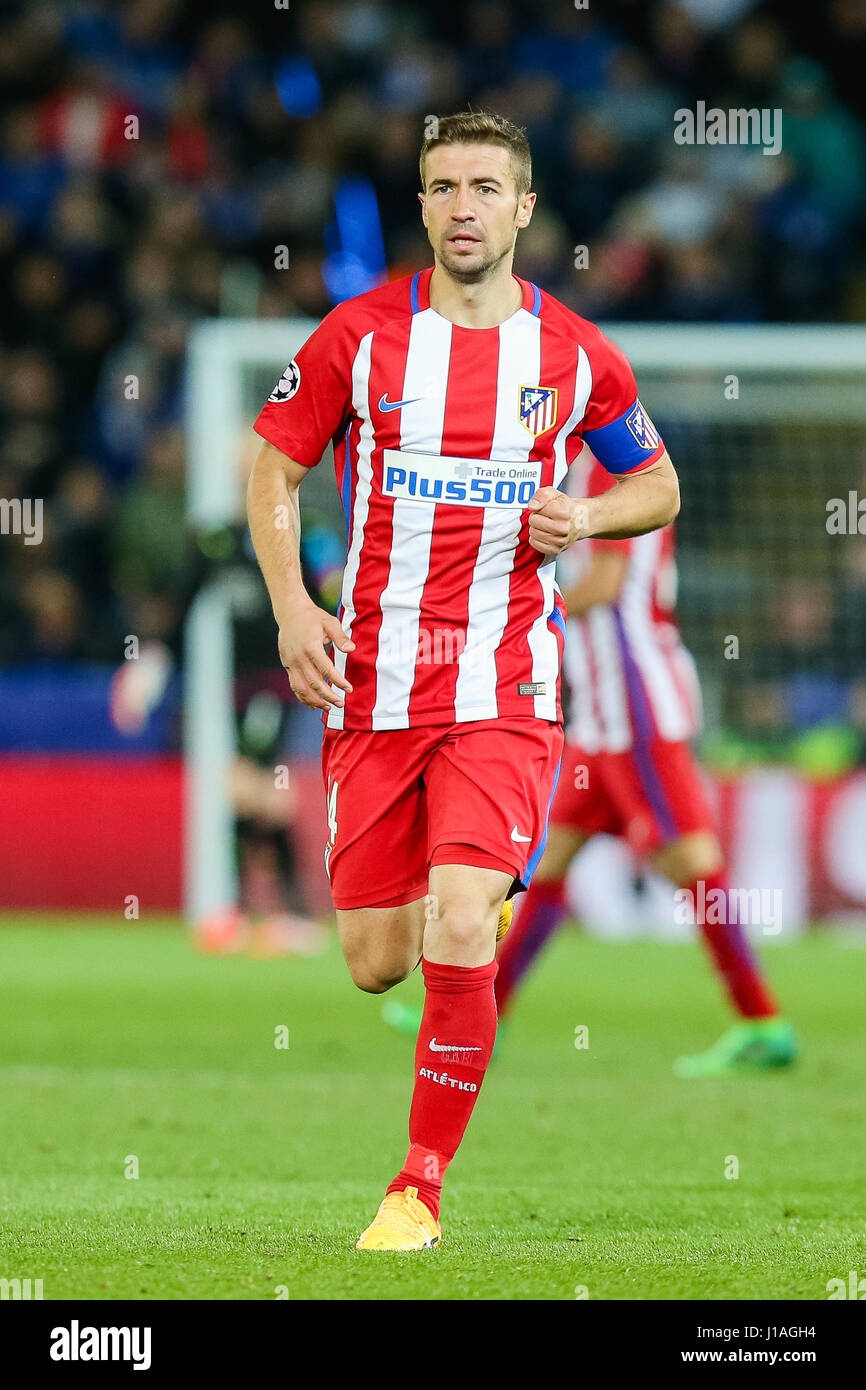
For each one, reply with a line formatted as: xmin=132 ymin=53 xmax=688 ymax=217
xmin=184 ymin=318 xmax=317 ymax=921
xmin=184 ymin=319 xmax=866 ymax=922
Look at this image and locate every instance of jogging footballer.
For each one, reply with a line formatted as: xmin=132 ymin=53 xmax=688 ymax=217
xmin=247 ymin=111 xmax=680 ymax=1251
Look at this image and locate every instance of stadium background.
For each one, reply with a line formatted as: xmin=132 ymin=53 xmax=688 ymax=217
xmin=1 ymin=0 xmax=865 ymax=922
xmin=2 ymin=0 xmax=866 ymax=1308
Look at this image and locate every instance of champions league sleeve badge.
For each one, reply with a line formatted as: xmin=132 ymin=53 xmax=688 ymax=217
xmin=268 ymin=359 xmax=301 ymax=403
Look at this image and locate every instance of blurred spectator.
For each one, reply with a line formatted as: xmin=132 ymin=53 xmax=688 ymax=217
xmin=111 ymin=424 xmax=192 ymax=628
xmin=0 ymin=0 xmax=862 ymax=725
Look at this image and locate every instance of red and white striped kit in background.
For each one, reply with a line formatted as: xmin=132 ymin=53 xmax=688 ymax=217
xmin=254 ymin=266 xmax=665 ymax=734
xmin=558 ymin=455 xmax=703 ymax=754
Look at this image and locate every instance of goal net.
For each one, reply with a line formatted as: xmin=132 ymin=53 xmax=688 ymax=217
xmin=185 ymin=320 xmax=866 ymax=923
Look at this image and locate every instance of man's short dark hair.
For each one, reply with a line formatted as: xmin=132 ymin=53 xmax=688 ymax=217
xmin=419 ymin=111 xmax=532 ymax=198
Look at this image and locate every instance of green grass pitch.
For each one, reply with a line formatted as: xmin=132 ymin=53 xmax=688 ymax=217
xmin=0 ymin=918 xmax=863 ymax=1300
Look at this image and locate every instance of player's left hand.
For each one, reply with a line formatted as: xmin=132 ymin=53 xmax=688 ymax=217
xmin=526 ymin=488 xmax=592 ymax=555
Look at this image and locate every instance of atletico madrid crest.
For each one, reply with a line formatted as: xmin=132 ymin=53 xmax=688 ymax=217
xmin=519 ymin=384 xmax=558 ymax=436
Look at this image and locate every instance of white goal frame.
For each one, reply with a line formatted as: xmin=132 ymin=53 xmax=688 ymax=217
xmin=184 ymin=320 xmax=866 ymax=921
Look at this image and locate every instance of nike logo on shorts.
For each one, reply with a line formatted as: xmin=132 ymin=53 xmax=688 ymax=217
xmin=510 ymin=825 xmax=532 ymax=842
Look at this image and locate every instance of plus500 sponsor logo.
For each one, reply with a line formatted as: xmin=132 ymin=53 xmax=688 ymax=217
xmin=381 ymin=450 xmax=540 ymax=509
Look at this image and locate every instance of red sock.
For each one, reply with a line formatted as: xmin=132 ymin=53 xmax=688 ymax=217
xmin=688 ymin=869 xmax=778 ymax=1019
xmin=387 ymin=957 xmax=498 ymax=1220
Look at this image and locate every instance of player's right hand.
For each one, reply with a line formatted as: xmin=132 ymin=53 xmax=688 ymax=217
xmin=277 ymin=601 xmax=355 ymax=711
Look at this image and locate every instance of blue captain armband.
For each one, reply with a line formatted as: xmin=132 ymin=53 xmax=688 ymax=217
xmin=581 ymin=399 xmax=664 ymax=474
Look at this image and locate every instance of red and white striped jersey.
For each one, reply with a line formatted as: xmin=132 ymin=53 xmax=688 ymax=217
xmin=254 ymin=266 xmax=665 ymax=732
xmin=559 ymin=456 xmax=702 ymax=753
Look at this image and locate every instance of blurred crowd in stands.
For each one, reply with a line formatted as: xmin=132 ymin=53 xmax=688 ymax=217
xmin=0 ymin=0 xmax=865 ymax=713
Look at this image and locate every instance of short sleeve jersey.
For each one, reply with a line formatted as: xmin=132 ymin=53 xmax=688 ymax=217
xmin=254 ymin=266 xmax=665 ymax=731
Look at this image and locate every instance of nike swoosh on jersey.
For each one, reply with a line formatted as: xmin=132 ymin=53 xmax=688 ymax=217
xmin=379 ymin=393 xmax=422 ymax=412
xmin=510 ymin=825 xmax=532 ymax=842
xmin=428 ymin=1038 xmax=482 ymax=1053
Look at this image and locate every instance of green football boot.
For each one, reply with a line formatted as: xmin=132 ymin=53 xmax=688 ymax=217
xmin=674 ymin=1018 xmax=798 ymax=1078
xmin=381 ymin=999 xmax=423 ymax=1038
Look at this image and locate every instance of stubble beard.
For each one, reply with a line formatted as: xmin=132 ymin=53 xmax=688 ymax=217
xmin=436 ymin=235 xmax=512 ymax=285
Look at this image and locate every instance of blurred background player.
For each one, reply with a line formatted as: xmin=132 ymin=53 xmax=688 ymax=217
xmin=387 ymin=450 xmax=798 ymax=1074
xmin=495 ymin=453 xmax=798 ymax=1075
xmin=110 ymin=439 xmax=343 ymax=957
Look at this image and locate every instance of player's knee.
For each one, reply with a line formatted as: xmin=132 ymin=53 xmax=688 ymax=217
xmin=345 ymin=953 xmax=415 ymax=995
xmin=656 ymin=831 xmax=724 ymax=887
xmin=349 ymin=970 xmax=395 ymax=995
xmin=683 ymin=845 xmax=724 ymax=884
xmin=432 ymin=903 xmax=496 ymax=955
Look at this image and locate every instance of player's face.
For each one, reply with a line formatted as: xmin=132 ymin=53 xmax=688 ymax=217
xmin=419 ymin=143 xmax=534 ymax=282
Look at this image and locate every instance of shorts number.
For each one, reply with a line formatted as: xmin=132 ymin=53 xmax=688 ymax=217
xmin=324 ymin=777 xmax=339 ymax=879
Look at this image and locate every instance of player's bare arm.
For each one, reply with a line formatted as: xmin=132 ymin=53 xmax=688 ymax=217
xmin=559 ymin=548 xmax=628 ymax=615
xmin=246 ymin=439 xmax=354 ymax=710
xmin=527 ymin=450 xmax=680 ymax=555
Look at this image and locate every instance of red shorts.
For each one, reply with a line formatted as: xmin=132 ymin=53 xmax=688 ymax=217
xmin=551 ymin=737 xmax=716 ymax=858
xmin=320 ymin=718 xmax=565 ymax=910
